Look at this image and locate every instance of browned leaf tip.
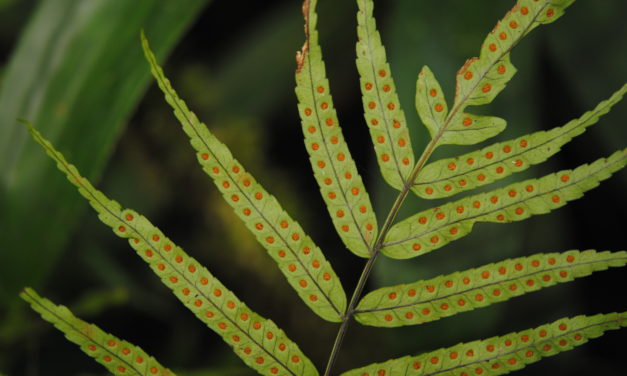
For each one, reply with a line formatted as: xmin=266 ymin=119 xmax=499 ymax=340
xmin=296 ymin=0 xmax=311 ymax=73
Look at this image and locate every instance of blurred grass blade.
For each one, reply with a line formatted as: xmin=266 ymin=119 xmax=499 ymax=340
xmin=0 ymin=0 xmax=210 ymax=305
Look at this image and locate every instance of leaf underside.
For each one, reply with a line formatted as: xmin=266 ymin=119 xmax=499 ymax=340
xmin=20 ymin=1 xmax=627 ymax=376
xmin=142 ymin=31 xmax=346 ymax=322
xmin=414 ymin=83 xmax=627 ymax=199
xmin=415 ymin=65 xmax=506 ymax=147
xmin=295 ymin=0 xmax=379 ymax=258
xmin=23 ymin=122 xmax=319 ymax=376
xmin=355 ymin=250 xmax=627 ymax=327
xmin=414 ymin=0 xmax=575 ymax=150
xmin=21 ymin=288 xmax=175 ymax=376
xmin=383 ymin=149 xmax=627 ymax=259
xmin=356 ymin=0 xmax=415 ymax=190
xmin=341 ymin=312 xmax=627 ymax=376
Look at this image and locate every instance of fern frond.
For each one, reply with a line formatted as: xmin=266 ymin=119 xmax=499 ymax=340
xmin=421 ymin=0 xmax=576 ymax=149
xmin=356 ymin=0 xmax=415 ymax=189
xmin=354 ymin=250 xmax=627 ymax=327
xmin=415 ymin=65 xmax=505 ymax=146
xmin=414 ymin=84 xmax=627 ymax=199
xmin=341 ymin=312 xmax=626 ymax=376
xmin=383 ymin=150 xmax=627 ymax=259
xmin=141 ymin=32 xmax=346 ymax=322
xmin=23 ymin=122 xmax=319 ymax=376
xmin=453 ymin=0 xmax=574 ymax=110
xmin=294 ymin=0 xmax=379 ymax=258
xmin=21 ymin=288 xmax=175 ymax=376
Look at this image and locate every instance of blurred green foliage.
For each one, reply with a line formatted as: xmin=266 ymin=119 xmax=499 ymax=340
xmin=0 ymin=0 xmax=625 ymax=375
xmin=0 ymin=0 xmax=209 ymax=306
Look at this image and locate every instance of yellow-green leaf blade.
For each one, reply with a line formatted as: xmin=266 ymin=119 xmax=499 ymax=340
xmin=24 ymin=123 xmax=319 ymax=376
xmin=415 ymin=66 xmax=449 ymax=140
xmin=416 ymin=65 xmax=506 ymax=147
xmin=439 ymin=113 xmax=507 ymax=146
xmin=341 ymin=312 xmax=627 ymax=376
xmin=414 ymin=84 xmax=627 ymax=199
xmin=21 ymin=288 xmax=175 ymax=376
xmin=142 ymin=32 xmax=346 ymax=322
xmin=425 ymin=0 xmax=576 ymax=149
xmin=452 ymin=0 xmax=575 ymax=111
xmin=295 ymin=0 xmax=378 ymax=258
xmin=356 ymin=0 xmax=415 ymax=189
xmin=355 ymin=250 xmax=627 ymax=327
xmin=383 ymin=149 xmax=627 ymax=259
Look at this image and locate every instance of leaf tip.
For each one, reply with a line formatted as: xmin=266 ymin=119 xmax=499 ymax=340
xmin=16 ymin=118 xmax=32 ymax=128
xmin=301 ymin=0 xmax=311 ymax=22
xmin=19 ymin=287 xmax=36 ymax=302
xmin=296 ymin=0 xmax=311 ymax=73
xmin=140 ymin=30 xmax=150 ymax=52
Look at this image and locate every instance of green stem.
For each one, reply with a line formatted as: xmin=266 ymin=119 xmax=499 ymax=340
xmin=323 ymin=139 xmax=439 ymax=376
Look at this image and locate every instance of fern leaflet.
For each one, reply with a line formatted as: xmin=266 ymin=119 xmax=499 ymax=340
xmin=341 ymin=312 xmax=626 ymax=376
xmin=415 ymin=65 xmax=506 ymax=146
xmin=418 ymin=0 xmax=575 ymax=149
xmin=355 ymin=250 xmax=627 ymax=327
xmin=356 ymin=0 xmax=415 ymax=189
xmin=23 ymin=122 xmax=319 ymax=376
xmin=294 ymin=0 xmax=378 ymax=258
xmin=414 ymin=84 xmax=627 ymax=198
xmin=21 ymin=288 xmax=175 ymax=376
xmin=383 ymin=150 xmax=627 ymax=259
xmin=142 ymin=32 xmax=346 ymax=322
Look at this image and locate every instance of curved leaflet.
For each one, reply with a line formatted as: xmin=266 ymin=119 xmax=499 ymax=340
xmin=383 ymin=150 xmax=627 ymax=259
xmin=24 ymin=123 xmax=319 ymax=376
xmin=452 ymin=0 xmax=575 ymax=111
xmin=341 ymin=312 xmax=627 ymax=376
xmin=143 ymin=32 xmax=346 ymax=322
xmin=415 ymin=65 xmax=505 ymax=146
xmin=21 ymin=288 xmax=175 ymax=376
xmin=356 ymin=0 xmax=415 ymax=189
xmin=414 ymin=84 xmax=627 ymax=199
xmin=415 ymin=0 xmax=576 ymax=151
xmin=295 ymin=0 xmax=378 ymax=258
xmin=415 ymin=66 xmax=448 ymax=140
xmin=355 ymin=250 xmax=627 ymax=327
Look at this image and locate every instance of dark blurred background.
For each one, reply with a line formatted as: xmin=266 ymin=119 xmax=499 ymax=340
xmin=0 ymin=0 xmax=626 ymax=375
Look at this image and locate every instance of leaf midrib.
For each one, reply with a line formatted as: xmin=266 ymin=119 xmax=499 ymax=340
xmin=154 ymin=59 xmax=344 ymax=320
xmin=384 ymin=151 xmax=627 ymax=248
xmin=436 ymin=2 xmax=548 ymax=147
xmin=35 ymin=132 xmax=299 ymax=376
xmin=355 ymin=256 xmax=627 ymax=314
xmin=303 ymin=15 xmax=373 ymax=254
xmin=359 ymin=0 xmax=406 ymax=184
xmin=420 ymin=318 xmax=625 ymax=376
xmin=23 ymin=289 xmax=148 ymax=375
xmin=414 ymin=98 xmax=615 ymax=187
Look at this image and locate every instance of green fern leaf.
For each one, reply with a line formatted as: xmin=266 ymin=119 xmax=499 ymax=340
xmin=141 ymin=32 xmax=346 ymax=322
xmin=294 ymin=0 xmax=378 ymax=258
xmin=21 ymin=288 xmax=175 ymax=376
xmin=23 ymin=122 xmax=319 ymax=376
xmin=415 ymin=65 xmax=506 ymax=146
xmin=356 ymin=0 xmax=415 ymax=189
xmin=383 ymin=150 xmax=627 ymax=259
xmin=415 ymin=65 xmax=447 ymax=140
xmin=419 ymin=0 xmax=576 ymax=148
xmin=413 ymin=84 xmax=627 ymax=198
xmin=341 ymin=312 xmax=626 ymax=376
xmin=354 ymin=250 xmax=626 ymax=327
xmin=453 ymin=0 xmax=574 ymax=110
